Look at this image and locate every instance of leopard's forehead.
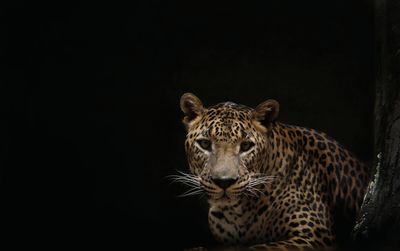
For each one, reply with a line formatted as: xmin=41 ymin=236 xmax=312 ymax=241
xmin=196 ymin=102 xmax=256 ymax=143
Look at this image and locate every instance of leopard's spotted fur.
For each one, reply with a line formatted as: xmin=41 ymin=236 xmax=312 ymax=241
xmin=179 ymin=93 xmax=370 ymax=250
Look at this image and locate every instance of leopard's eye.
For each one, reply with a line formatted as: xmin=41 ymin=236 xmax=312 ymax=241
xmin=197 ymin=139 xmax=212 ymax=151
xmin=240 ymin=141 xmax=255 ymax=152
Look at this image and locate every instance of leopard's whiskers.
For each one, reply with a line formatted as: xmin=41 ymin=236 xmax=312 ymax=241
xmin=245 ymin=174 xmax=276 ymax=198
xmin=167 ymin=170 xmax=204 ymax=198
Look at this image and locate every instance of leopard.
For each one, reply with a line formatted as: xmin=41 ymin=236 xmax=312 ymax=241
xmin=176 ymin=93 xmax=370 ymax=251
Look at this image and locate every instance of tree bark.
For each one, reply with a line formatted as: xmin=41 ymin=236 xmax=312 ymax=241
xmin=353 ymin=0 xmax=400 ymax=249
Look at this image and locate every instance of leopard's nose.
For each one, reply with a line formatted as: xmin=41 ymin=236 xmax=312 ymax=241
xmin=211 ymin=177 xmax=238 ymax=190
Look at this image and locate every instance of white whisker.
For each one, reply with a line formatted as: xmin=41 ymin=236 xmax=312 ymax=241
xmin=178 ymin=187 xmax=204 ymax=197
xmin=246 ymin=188 xmax=259 ymax=197
xmin=167 ymin=170 xmax=204 ymax=198
xmin=245 ymin=174 xmax=278 ymax=198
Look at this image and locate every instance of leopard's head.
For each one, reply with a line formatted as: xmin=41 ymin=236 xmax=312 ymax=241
xmin=178 ymin=93 xmax=279 ymax=204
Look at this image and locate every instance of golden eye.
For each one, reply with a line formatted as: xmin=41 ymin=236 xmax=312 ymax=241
xmin=240 ymin=141 xmax=254 ymax=152
xmin=197 ymin=139 xmax=212 ymax=151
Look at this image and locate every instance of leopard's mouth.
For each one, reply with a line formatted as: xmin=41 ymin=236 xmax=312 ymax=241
xmin=206 ymin=180 xmax=271 ymax=204
xmin=206 ymin=189 xmax=244 ymax=203
xmin=198 ymin=174 xmax=270 ymax=204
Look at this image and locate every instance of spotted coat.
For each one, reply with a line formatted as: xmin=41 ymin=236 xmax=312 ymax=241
xmin=179 ymin=93 xmax=370 ymax=251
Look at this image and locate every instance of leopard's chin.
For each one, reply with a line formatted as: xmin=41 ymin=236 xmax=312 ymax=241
xmin=207 ymin=192 xmax=242 ymax=205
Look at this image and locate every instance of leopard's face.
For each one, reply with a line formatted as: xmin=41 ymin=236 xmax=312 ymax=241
xmin=180 ymin=93 xmax=279 ymax=204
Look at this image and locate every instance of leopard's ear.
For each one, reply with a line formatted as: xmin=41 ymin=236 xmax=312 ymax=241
xmin=180 ymin=93 xmax=204 ymax=127
xmin=252 ymin=99 xmax=279 ymax=127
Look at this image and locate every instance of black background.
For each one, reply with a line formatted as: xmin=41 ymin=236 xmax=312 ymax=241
xmin=3 ymin=1 xmax=374 ymax=250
